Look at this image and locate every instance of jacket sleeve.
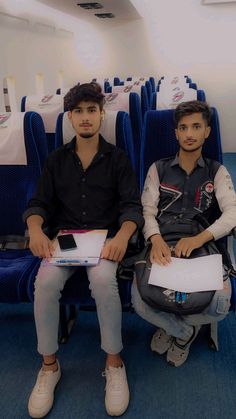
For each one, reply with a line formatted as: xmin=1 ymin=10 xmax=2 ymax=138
xmin=141 ymin=163 xmax=161 ymax=241
xmin=207 ymin=165 xmax=236 ymax=240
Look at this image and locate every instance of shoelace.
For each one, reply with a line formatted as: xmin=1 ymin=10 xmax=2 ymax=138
xmin=37 ymin=370 xmax=52 ymax=394
xmin=102 ymin=368 xmax=123 ymax=392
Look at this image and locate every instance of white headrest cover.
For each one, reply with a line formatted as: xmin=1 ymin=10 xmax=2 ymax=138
xmin=62 ymin=112 xmax=76 ymax=145
xmin=100 ymin=110 xmax=118 ymax=145
xmin=157 ymin=87 xmax=197 ymax=110
xmin=25 ymin=95 xmax=63 ymax=133
xmin=104 ymin=93 xmax=129 ymax=113
xmin=61 ymin=110 xmax=118 ymax=146
xmin=0 ymin=112 xmax=26 ymax=165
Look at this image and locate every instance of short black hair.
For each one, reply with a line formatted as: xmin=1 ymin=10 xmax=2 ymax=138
xmin=174 ymin=100 xmax=212 ymax=128
xmin=64 ymin=82 xmax=105 ymax=111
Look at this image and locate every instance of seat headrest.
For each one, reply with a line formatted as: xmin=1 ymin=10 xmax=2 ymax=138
xmin=100 ymin=110 xmax=118 ymax=145
xmin=25 ymin=95 xmax=63 ymax=133
xmin=112 ymin=84 xmax=141 ymax=95
xmin=157 ymin=87 xmax=197 ymax=110
xmin=104 ymin=93 xmax=129 ymax=113
xmin=60 ymin=110 xmax=118 ymax=146
xmin=0 ymin=112 xmax=26 ymax=164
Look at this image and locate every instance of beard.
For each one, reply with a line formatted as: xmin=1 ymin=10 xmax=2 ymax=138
xmin=79 ymin=132 xmax=95 ymax=139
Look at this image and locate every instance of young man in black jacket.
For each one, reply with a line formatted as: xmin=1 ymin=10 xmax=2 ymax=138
xmin=24 ymin=82 xmax=143 ymax=418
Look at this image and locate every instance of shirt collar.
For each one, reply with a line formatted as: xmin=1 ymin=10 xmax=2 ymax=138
xmin=171 ymin=153 xmax=205 ymax=168
xmin=66 ymin=134 xmax=113 ymax=155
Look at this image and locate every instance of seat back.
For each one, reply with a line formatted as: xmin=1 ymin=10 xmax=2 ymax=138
xmin=104 ymin=92 xmax=142 ymax=184
xmin=140 ymin=107 xmax=222 ymax=190
xmin=55 ymin=110 xmax=136 ymax=170
xmin=0 ymin=111 xmax=47 ymax=236
xmin=21 ymin=94 xmax=64 ymax=153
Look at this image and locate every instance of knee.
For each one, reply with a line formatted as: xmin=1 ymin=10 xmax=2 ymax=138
xmin=87 ymin=261 xmax=118 ymax=293
xmin=204 ymin=285 xmax=231 ymax=319
xmin=34 ymin=270 xmax=63 ymax=298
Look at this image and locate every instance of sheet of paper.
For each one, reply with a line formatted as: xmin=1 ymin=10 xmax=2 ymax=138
xmin=47 ymin=229 xmax=107 ymax=266
xmin=148 ymin=254 xmax=223 ymax=292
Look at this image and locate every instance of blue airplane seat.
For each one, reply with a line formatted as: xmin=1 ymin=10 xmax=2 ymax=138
xmin=149 ymin=77 xmax=156 ymax=92
xmin=0 ymin=111 xmax=47 ymax=303
xmin=114 ymin=77 xmax=121 ymax=86
xmin=28 ymin=109 xmax=138 ymax=340
xmin=21 ymin=94 xmax=64 ymax=153
xmin=197 ymin=89 xmax=206 ymax=101
xmin=103 ymin=91 xmax=142 ymax=186
xmin=140 ymin=107 xmax=222 ymax=189
xmin=140 ymin=107 xmax=235 ymax=350
xmin=145 ymin=80 xmax=152 ymax=106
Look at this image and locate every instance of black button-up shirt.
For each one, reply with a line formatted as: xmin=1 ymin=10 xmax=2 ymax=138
xmin=23 ymin=136 xmax=143 ymax=237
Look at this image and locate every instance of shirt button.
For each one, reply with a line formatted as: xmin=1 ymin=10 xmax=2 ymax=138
xmin=82 ymin=177 xmax=86 ymax=182
xmin=82 ymin=211 xmax=86 ymax=216
xmin=82 ymin=194 xmax=86 ymax=198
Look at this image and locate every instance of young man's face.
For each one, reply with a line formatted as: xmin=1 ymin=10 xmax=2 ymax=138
xmin=68 ymin=101 xmax=104 ymax=139
xmin=175 ymin=112 xmax=211 ymax=153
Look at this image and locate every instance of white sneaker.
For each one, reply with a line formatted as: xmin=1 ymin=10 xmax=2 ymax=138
xmin=103 ymin=364 xmax=130 ymax=416
xmin=28 ymin=361 xmax=61 ymax=418
xmin=151 ymin=328 xmax=173 ymax=355
xmin=167 ymin=326 xmax=201 ymax=367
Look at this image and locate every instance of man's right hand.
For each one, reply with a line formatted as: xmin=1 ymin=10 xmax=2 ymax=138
xmin=150 ymin=234 xmax=171 ymax=266
xmin=29 ymin=228 xmax=54 ymax=258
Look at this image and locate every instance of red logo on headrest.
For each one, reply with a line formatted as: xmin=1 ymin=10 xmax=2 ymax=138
xmin=0 ymin=114 xmax=11 ymax=125
xmin=124 ymin=86 xmax=132 ymax=92
xmin=105 ymin=93 xmax=118 ymax=102
xmin=41 ymin=95 xmax=53 ymax=103
xmin=172 ymin=91 xmax=184 ymax=102
xmin=171 ymin=77 xmax=179 ymax=84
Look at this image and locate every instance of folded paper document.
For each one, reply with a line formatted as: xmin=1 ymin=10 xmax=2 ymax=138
xmin=148 ymin=254 xmax=224 ymax=292
xmin=47 ymin=229 xmax=108 ymax=266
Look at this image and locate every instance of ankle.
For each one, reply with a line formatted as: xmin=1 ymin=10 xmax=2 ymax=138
xmin=106 ymin=354 xmax=123 ymax=369
xmin=42 ymin=360 xmax=58 ymax=372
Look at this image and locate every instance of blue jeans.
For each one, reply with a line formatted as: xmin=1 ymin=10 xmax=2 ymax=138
xmin=131 ymin=278 xmax=231 ymax=340
xmin=34 ymin=259 xmax=121 ymax=356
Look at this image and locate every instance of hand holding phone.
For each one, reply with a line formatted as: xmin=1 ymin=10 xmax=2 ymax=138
xmin=57 ymin=234 xmax=77 ymax=251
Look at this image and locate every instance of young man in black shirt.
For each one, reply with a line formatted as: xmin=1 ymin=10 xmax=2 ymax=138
xmin=24 ymin=82 xmax=143 ymax=418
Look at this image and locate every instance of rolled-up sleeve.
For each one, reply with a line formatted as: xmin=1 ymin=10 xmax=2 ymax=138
xmin=141 ymin=164 xmax=161 ymax=241
xmin=207 ymin=165 xmax=236 ymax=239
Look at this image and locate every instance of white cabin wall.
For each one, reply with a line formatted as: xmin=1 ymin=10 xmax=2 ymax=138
xmin=0 ymin=0 xmax=113 ymax=106
xmin=124 ymin=0 xmax=236 ymax=151
xmin=1 ymin=0 xmax=235 ymax=151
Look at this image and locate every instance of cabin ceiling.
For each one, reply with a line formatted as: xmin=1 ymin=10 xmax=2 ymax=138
xmin=37 ymin=0 xmax=141 ymax=23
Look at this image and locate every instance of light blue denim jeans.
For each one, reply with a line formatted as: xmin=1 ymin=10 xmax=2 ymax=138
xmin=34 ymin=258 xmax=121 ymax=356
xmin=131 ymin=277 xmax=232 ymax=340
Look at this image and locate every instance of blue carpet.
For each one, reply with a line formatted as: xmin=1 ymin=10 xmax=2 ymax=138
xmin=0 ymin=303 xmax=236 ymax=419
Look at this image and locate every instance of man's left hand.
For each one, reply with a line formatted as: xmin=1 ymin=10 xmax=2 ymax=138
xmin=174 ymin=236 xmax=204 ymax=258
xmin=101 ymin=235 xmax=128 ymax=262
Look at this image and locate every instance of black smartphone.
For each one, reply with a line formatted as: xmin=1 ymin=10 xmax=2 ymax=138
xmin=57 ymin=234 xmax=77 ymax=251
